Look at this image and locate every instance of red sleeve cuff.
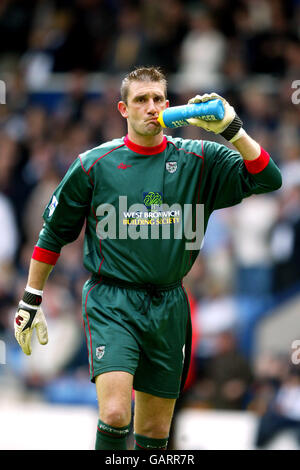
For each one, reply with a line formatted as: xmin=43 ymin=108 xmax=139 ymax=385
xmin=244 ymin=147 xmax=270 ymax=174
xmin=32 ymin=246 xmax=60 ymax=265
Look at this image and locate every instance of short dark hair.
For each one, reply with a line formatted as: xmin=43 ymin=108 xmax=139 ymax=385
xmin=120 ymin=66 xmax=167 ymax=104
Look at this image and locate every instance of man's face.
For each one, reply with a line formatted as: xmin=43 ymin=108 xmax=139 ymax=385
xmin=118 ymin=81 xmax=169 ymax=137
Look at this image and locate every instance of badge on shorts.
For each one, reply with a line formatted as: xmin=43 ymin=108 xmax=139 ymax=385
xmin=96 ymin=345 xmax=105 ymax=360
xmin=166 ymin=161 xmax=177 ymax=173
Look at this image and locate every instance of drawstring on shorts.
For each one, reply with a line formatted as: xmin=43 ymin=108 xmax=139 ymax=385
xmin=93 ymin=275 xmax=181 ymax=315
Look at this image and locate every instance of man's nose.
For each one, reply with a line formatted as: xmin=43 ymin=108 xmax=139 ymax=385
xmin=147 ymin=99 xmax=157 ymax=114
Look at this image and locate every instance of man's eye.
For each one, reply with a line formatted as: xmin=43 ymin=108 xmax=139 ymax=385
xmin=137 ymin=97 xmax=145 ymax=102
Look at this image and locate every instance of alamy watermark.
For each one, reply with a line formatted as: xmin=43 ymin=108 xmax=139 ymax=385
xmin=0 ymin=82 xmax=7 ymax=363
xmin=291 ymin=340 xmax=300 ymax=365
xmin=291 ymin=80 xmax=300 ymax=105
xmin=0 ymin=80 xmax=6 ymax=104
xmin=95 ymin=196 xmax=205 ymax=250
xmin=0 ymin=340 xmax=6 ymax=365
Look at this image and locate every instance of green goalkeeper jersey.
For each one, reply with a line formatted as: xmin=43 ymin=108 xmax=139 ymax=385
xmin=36 ymin=135 xmax=282 ymax=285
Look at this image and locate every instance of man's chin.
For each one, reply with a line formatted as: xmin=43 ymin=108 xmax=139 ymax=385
xmin=142 ymin=124 xmax=162 ymax=136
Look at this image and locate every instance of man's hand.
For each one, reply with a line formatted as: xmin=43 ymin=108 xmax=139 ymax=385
xmin=187 ymin=93 xmax=243 ymax=141
xmin=14 ymin=304 xmax=48 ymax=355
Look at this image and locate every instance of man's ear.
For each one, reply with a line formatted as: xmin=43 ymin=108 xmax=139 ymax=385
xmin=165 ymin=100 xmax=170 ymax=109
xmin=118 ymin=101 xmax=128 ymax=118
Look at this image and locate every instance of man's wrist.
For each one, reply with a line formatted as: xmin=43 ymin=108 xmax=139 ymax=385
xmin=229 ymin=128 xmax=246 ymax=143
xmin=25 ymin=285 xmax=43 ymax=296
xmin=220 ymin=114 xmax=243 ymax=141
xmin=22 ymin=286 xmax=43 ymax=308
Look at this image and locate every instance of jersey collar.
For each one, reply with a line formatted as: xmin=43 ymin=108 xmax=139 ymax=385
xmin=124 ymin=134 xmax=167 ymax=155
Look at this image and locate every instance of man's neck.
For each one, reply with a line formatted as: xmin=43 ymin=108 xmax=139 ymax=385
xmin=127 ymin=130 xmax=165 ymax=147
xmin=124 ymin=134 xmax=167 ymax=155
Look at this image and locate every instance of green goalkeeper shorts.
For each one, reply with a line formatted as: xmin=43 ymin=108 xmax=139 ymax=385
xmin=82 ymin=276 xmax=191 ymax=399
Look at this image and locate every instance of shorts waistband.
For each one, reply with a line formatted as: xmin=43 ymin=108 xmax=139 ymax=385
xmin=92 ymin=275 xmax=182 ymax=294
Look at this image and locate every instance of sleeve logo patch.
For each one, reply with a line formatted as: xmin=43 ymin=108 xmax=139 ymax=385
xmin=48 ymin=195 xmax=58 ymax=217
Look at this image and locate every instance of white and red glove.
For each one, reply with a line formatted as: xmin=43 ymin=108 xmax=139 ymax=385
xmin=14 ymin=287 xmax=48 ymax=355
xmin=187 ymin=92 xmax=245 ymax=142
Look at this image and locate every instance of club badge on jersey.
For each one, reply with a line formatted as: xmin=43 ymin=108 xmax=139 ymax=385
xmin=166 ymin=161 xmax=177 ymax=174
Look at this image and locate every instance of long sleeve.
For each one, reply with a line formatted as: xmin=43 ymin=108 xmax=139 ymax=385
xmin=35 ymin=157 xmax=93 ymax=256
xmin=202 ymin=141 xmax=282 ymax=212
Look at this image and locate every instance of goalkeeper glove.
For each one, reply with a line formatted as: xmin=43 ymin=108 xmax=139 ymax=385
xmin=187 ymin=92 xmax=245 ymax=142
xmin=14 ymin=287 xmax=48 ymax=355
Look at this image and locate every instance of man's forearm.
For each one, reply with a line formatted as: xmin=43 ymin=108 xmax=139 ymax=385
xmin=27 ymin=259 xmax=54 ymax=290
xmin=232 ymin=132 xmax=261 ymax=161
xmin=231 ymin=131 xmax=281 ymax=191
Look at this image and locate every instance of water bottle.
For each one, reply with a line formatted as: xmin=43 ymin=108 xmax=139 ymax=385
xmin=157 ymin=99 xmax=224 ymax=128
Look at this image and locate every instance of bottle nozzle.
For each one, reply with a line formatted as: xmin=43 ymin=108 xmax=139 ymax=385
xmin=157 ymin=111 xmax=166 ymax=128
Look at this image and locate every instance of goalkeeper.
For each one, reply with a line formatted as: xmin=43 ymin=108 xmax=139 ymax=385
xmin=14 ymin=66 xmax=282 ymax=450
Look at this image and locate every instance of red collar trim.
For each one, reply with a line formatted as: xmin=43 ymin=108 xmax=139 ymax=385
xmin=124 ymin=134 xmax=167 ymax=155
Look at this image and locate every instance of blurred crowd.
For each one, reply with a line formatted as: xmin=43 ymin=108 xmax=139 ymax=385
xmin=0 ymin=0 xmax=300 ymax=449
